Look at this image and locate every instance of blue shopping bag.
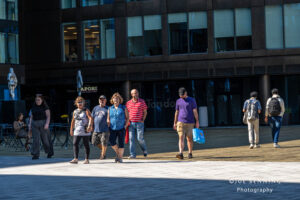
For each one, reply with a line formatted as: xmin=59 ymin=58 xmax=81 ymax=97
xmin=193 ymin=128 xmax=205 ymax=144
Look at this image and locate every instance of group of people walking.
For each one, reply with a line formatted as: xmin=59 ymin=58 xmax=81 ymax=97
xmin=20 ymin=87 xmax=286 ymax=162
xmin=243 ymin=88 xmax=285 ymax=149
xmin=69 ymin=89 xmax=148 ymax=164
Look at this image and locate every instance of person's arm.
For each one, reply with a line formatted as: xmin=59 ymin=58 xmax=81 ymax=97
xmin=193 ymin=108 xmax=200 ymax=129
xmin=141 ymin=101 xmax=147 ymax=123
xmin=257 ymin=101 xmax=262 ymax=114
xmin=125 ymin=108 xmax=129 ymax=129
xmin=13 ymin=121 xmax=21 ymax=132
xmin=280 ymin=98 xmax=285 ymax=116
xmin=44 ymin=109 xmax=50 ymax=130
xmin=242 ymin=100 xmax=248 ymax=113
xmin=28 ymin=115 xmax=33 ymax=131
xmin=142 ymin=109 xmax=147 ymax=123
xmin=173 ymin=110 xmax=179 ymax=130
xmin=107 ymin=108 xmax=111 ymax=127
xmin=265 ymin=98 xmax=271 ymax=123
xmin=70 ymin=112 xmax=75 ymax=136
xmin=86 ymin=109 xmax=93 ymax=132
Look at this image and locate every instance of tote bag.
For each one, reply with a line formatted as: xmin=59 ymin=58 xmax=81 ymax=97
xmin=192 ymin=128 xmax=205 ymax=144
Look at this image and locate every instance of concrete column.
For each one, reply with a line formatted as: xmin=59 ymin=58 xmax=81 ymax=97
xmin=123 ymin=80 xmax=131 ymax=102
xmin=259 ymin=74 xmax=270 ymax=117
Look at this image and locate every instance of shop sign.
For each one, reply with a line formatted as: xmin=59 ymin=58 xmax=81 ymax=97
xmin=81 ymin=86 xmax=98 ymax=93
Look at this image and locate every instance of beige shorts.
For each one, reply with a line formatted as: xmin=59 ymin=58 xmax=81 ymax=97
xmin=177 ymin=122 xmax=194 ymax=138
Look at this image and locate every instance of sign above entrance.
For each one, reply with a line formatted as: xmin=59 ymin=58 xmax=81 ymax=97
xmin=81 ymin=86 xmax=98 ymax=93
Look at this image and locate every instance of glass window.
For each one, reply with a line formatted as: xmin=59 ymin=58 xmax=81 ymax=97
xmin=168 ymin=13 xmax=188 ymax=54
xmin=0 ymin=0 xmax=6 ymax=19
xmin=82 ymin=0 xmax=98 ymax=6
xmin=214 ymin=9 xmax=252 ymax=52
xmin=62 ymin=23 xmax=78 ymax=62
xmin=265 ymin=5 xmax=283 ymax=49
xmin=189 ymin=12 xmax=208 ymax=53
xmin=82 ymin=0 xmax=113 ymax=6
xmin=235 ymin=8 xmax=252 ymax=50
xmin=128 ymin=16 xmax=144 ymax=57
xmin=144 ymin=15 xmax=162 ymax=56
xmin=284 ymin=3 xmax=300 ymax=48
xmin=7 ymin=33 xmax=18 ymax=64
xmin=214 ymin=10 xmax=234 ymax=52
xmin=101 ymin=19 xmax=115 ymax=59
xmin=61 ymin=0 xmax=76 ymax=9
xmin=83 ymin=19 xmax=115 ymax=60
xmin=7 ymin=0 xmax=17 ymax=21
xmin=0 ymin=33 xmax=5 ymax=63
xmin=127 ymin=0 xmax=148 ymax=2
xmin=83 ymin=20 xmax=100 ymax=60
xmin=127 ymin=15 xmax=162 ymax=57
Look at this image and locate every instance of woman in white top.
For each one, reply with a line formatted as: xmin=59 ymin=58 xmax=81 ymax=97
xmin=69 ymin=96 xmax=93 ymax=164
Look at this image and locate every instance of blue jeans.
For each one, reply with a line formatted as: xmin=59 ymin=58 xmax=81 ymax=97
xmin=129 ymin=122 xmax=147 ymax=157
xmin=268 ymin=116 xmax=282 ymax=143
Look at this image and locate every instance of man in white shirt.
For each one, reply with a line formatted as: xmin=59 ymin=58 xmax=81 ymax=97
xmin=264 ymin=88 xmax=285 ymax=148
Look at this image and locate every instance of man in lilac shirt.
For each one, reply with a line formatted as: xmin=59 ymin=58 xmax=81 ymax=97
xmin=173 ymin=87 xmax=199 ymax=159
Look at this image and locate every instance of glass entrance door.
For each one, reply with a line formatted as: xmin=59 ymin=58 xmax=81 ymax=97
xmin=216 ymin=94 xmax=242 ymax=126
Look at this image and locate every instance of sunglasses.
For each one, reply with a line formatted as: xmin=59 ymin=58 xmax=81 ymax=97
xmin=77 ymin=101 xmax=83 ymax=104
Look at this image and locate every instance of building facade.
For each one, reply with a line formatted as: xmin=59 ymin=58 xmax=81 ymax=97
xmin=0 ymin=0 xmax=23 ymax=101
xmin=20 ymin=0 xmax=300 ymax=127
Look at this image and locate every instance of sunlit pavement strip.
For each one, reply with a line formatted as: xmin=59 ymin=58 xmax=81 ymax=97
xmin=0 ymin=156 xmax=300 ymax=200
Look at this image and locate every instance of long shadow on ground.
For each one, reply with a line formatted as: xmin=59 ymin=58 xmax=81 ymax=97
xmin=0 ymin=175 xmax=298 ymax=200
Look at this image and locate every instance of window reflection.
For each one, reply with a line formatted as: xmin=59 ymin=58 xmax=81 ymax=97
xmin=82 ymin=0 xmax=114 ymax=6
xmin=214 ymin=8 xmax=252 ymax=52
xmin=63 ymin=23 xmax=78 ymax=62
xmin=83 ymin=19 xmax=115 ymax=60
xmin=0 ymin=0 xmax=17 ymax=20
xmin=61 ymin=0 xmax=76 ymax=9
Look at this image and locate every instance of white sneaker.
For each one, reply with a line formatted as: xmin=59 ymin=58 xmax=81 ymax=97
xmin=254 ymin=144 xmax=260 ymax=148
xmin=273 ymin=143 xmax=280 ymax=148
xmin=249 ymin=144 xmax=254 ymax=149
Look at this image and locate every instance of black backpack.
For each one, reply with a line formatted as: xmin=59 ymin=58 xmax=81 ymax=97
xmin=268 ymin=98 xmax=281 ymax=116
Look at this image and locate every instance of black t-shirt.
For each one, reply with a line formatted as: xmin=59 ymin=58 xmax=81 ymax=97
xmin=31 ymin=104 xmax=49 ymax=121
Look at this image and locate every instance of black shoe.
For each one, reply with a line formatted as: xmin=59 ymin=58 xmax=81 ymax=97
xmin=143 ymin=152 xmax=148 ymax=157
xmin=47 ymin=153 xmax=53 ymax=159
xmin=176 ymin=153 xmax=184 ymax=160
xmin=32 ymin=156 xmax=39 ymax=160
xmin=188 ymin=153 xmax=193 ymax=159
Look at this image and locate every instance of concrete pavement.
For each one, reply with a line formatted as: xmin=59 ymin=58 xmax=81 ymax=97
xmin=0 ymin=156 xmax=299 ymax=200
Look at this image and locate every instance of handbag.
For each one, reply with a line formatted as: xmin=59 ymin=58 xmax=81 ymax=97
xmin=192 ymin=128 xmax=205 ymax=144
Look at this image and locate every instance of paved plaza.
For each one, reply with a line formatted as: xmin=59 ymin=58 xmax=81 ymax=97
xmin=0 ymin=126 xmax=300 ymax=199
xmin=0 ymin=156 xmax=300 ymax=200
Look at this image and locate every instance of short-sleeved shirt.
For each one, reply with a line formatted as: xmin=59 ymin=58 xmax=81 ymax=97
xmin=92 ymin=105 xmax=108 ymax=133
xmin=176 ymin=97 xmax=197 ymax=123
xmin=243 ymin=98 xmax=262 ymax=119
xmin=31 ymin=104 xmax=49 ymax=121
xmin=126 ymin=98 xmax=148 ymax=122
xmin=109 ymin=105 xmax=126 ymax=131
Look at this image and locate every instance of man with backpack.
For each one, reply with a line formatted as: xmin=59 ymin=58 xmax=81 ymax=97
xmin=265 ymin=88 xmax=285 ymax=148
xmin=243 ymin=91 xmax=262 ymax=149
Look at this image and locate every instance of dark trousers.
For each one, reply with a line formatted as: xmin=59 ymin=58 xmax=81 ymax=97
xmin=269 ymin=116 xmax=282 ymax=143
xmin=109 ymin=128 xmax=125 ymax=148
xmin=73 ymin=136 xmax=90 ymax=159
xmin=31 ymin=120 xmax=54 ymax=157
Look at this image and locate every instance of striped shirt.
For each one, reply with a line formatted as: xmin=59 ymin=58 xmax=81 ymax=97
xmin=126 ymin=98 xmax=147 ymax=122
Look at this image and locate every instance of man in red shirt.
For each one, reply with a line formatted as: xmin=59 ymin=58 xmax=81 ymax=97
xmin=126 ymin=89 xmax=148 ymax=158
